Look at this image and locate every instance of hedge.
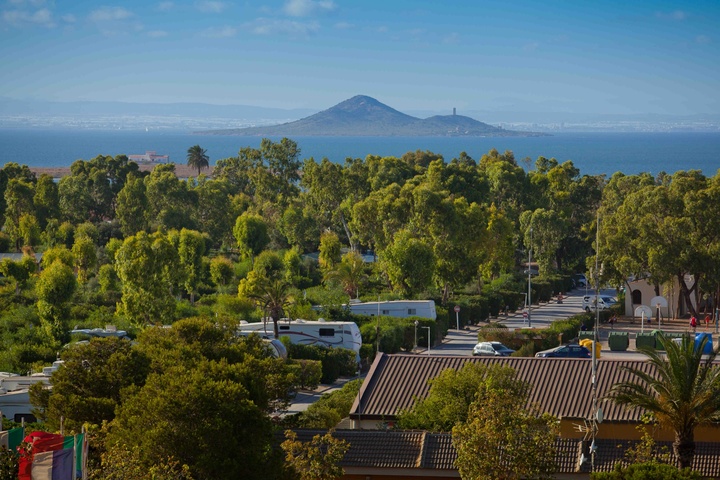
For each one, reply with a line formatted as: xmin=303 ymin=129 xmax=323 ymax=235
xmin=286 ymin=343 xmax=357 ymax=384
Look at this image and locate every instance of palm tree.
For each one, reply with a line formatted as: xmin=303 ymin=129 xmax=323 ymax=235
xmin=607 ymin=333 xmax=720 ymax=469
xmin=186 ymin=145 xmax=209 ymax=176
xmin=324 ymin=251 xmax=367 ymax=299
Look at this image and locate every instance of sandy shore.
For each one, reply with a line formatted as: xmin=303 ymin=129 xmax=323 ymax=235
xmin=29 ymin=163 xmax=214 ymax=179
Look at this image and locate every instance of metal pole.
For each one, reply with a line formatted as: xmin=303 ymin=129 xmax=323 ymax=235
xmin=425 ymin=326 xmax=431 ymax=354
xmin=376 ymin=295 xmax=381 ymax=354
xmin=528 ymin=227 xmax=533 ymax=328
xmin=455 ymin=310 xmax=459 ymax=330
xmin=414 ymin=320 xmax=418 ymax=351
xmin=591 ymin=212 xmax=601 ymax=472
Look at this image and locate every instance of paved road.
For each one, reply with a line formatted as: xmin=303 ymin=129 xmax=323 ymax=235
xmin=429 ymin=288 xmax=642 ymax=358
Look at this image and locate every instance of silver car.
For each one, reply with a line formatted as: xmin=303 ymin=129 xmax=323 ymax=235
xmin=472 ymin=341 xmax=515 ymax=357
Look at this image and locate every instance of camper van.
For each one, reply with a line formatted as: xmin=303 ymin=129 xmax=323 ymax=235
xmin=237 ymin=319 xmax=362 ymax=355
xmin=347 ymin=300 xmax=437 ymax=320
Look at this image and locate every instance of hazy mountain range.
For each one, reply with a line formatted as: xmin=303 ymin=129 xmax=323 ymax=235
xmin=1 ymin=96 xmax=718 ymax=133
xmin=199 ymin=95 xmax=544 ymax=137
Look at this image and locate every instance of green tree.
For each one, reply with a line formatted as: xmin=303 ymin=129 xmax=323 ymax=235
xmin=33 ymin=173 xmax=60 ymax=229
xmin=282 ymin=430 xmax=349 ymax=480
xmin=17 ymin=212 xmax=40 ymax=248
xmin=4 ymin=178 xmax=36 ymax=250
xmin=0 ymin=255 xmax=36 ymax=295
xmin=324 ymin=251 xmax=366 ymax=299
xmin=72 ymin=235 xmax=97 ymax=284
xmin=108 ymin=362 xmax=282 ymax=480
xmin=397 ymin=363 xmax=529 ymax=432
xmin=238 ymin=251 xmax=294 ymax=338
xmin=186 ymin=144 xmax=210 ymax=176
xmin=234 ymin=212 xmax=270 ymax=265
xmin=452 ymin=387 xmax=559 ymax=480
xmin=318 ymin=230 xmax=342 ymax=271
xmin=36 ymin=259 xmax=77 ymax=341
xmin=29 ymin=337 xmax=149 ymax=431
xmin=607 ymin=333 xmax=720 ymax=470
xmin=114 ymin=231 xmax=179 ymax=326
xmin=382 ymin=229 xmax=435 ymax=297
xmin=209 ymin=256 xmax=234 ymax=289
xmin=177 ymin=228 xmax=206 ymax=304
xmin=116 ymin=173 xmax=149 ymax=236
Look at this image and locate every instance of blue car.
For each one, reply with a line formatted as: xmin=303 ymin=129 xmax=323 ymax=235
xmin=535 ymin=344 xmax=591 ymax=358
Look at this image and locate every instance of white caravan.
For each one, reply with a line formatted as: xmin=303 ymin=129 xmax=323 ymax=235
xmin=237 ymin=319 xmax=362 ymax=355
xmin=347 ymin=300 xmax=437 ymax=320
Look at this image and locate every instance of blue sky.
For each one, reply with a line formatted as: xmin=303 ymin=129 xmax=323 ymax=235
xmin=1 ymin=0 xmax=718 ymax=115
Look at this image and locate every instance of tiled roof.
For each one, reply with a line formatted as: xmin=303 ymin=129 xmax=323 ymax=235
xmin=284 ymin=430 xmax=720 ymax=477
xmin=585 ymin=439 xmax=720 ymax=476
xmin=351 ymin=354 xmax=663 ymax=422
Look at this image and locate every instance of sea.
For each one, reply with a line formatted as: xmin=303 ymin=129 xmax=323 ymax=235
xmin=1 ymin=128 xmax=719 ymax=177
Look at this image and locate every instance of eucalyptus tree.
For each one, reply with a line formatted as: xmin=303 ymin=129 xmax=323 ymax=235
xmin=186 ymin=144 xmax=210 ymax=176
xmin=33 ymin=173 xmax=60 ymax=229
xmin=114 ymin=231 xmax=179 ymax=326
xmin=144 ymin=164 xmax=197 ymax=231
xmin=233 ymin=212 xmax=270 ymax=266
xmin=4 ymin=178 xmax=36 ymax=250
xmin=116 ymin=173 xmax=149 ymax=237
xmin=36 ymin=259 xmax=77 ymax=342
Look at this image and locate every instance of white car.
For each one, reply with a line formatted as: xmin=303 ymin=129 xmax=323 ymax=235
xmin=582 ymin=295 xmax=617 ymax=312
xmin=472 ymin=341 xmax=515 ymax=357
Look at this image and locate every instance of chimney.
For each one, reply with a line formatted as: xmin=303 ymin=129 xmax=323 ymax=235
xmin=453 ymin=107 xmax=456 ymax=116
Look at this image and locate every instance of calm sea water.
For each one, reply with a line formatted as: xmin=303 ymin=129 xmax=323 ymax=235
xmin=1 ymin=129 xmax=719 ymax=177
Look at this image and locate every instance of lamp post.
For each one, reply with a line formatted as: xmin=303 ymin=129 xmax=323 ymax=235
xmin=414 ymin=320 xmax=419 ymax=351
xmin=527 ymin=227 xmax=533 ymax=328
xmin=424 ymin=326 xmax=431 ymax=354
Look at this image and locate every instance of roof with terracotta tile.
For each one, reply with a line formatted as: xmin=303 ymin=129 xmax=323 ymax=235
xmin=350 ymin=354 xmax=662 ymax=422
xmin=284 ymin=430 xmax=720 ymax=477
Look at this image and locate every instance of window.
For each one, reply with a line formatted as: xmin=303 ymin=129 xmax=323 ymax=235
xmin=280 ymin=325 xmax=290 ymax=330
xmin=319 ymin=328 xmax=335 ymax=337
xmin=382 ymin=309 xmax=390 ymax=315
xmin=408 ymin=308 xmax=417 ymax=315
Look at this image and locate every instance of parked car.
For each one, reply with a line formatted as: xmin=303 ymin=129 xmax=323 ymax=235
xmin=573 ymin=274 xmax=588 ymax=288
xmin=535 ymin=344 xmax=591 ymax=358
xmin=472 ymin=341 xmax=515 ymax=357
xmin=582 ymin=295 xmax=617 ymax=312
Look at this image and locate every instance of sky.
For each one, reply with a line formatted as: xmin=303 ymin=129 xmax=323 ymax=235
xmin=1 ymin=0 xmax=719 ymax=115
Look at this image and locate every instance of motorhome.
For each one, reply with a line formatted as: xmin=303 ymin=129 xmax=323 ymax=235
xmin=237 ymin=319 xmax=362 ymax=355
xmin=347 ymin=300 xmax=437 ymax=320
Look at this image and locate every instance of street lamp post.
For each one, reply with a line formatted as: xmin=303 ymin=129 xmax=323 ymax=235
xmin=527 ymin=227 xmax=533 ymax=328
xmin=424 ymin=326 xmax=431 ymax=354
xmin=414 ymin=320 xmax=419 ymax=351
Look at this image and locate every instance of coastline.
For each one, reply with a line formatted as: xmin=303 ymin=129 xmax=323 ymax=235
xmin=29 ymin=163 xmax=213 ymax=179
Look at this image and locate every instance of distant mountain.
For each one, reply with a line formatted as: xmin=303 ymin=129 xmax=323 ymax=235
xmin=199 ymin=95 xmax=545 ymax=137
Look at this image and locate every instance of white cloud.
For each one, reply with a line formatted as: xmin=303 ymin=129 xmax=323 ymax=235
xmin=157 ymin=1 xmax=174 ymax=12
xmin=147 ymin=30 xmax=168 ymax=37
xmin=8 ymin=0 xmax=48 ymax=6
xmin=61 ymin=14 xmax=76 ymax=23
xmin=88 ymin=6 xmax=133 ymax=22
xmin=202 ymin=25 xmax=237 ymax=37
xmin=334 ymin=21 xmax=353 ymax=29
xmin=656 ymin=10 xmax=687 ymax=21
xmin=2 ymin=7 xmax=54 ymax=26
xmin=196 ymin=1 xmax=227 ymax=13
xmin=283 ymin=0 xmax=335 ymax=17
xmin=246 ymin=17 xmax=319 ymax=36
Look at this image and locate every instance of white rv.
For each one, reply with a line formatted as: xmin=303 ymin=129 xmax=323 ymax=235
xmin=347 ymin=300 xmax=437 ymax=320
xmin=237 ymin=319 xmax=362 ymax=355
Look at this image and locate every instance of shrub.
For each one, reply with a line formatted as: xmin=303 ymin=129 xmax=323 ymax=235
xmin=291 ymin=359 xmax=322 ymax=390
xmin=590 ymin=461 xmax=702 ymax=479
xmin=287 ymin=344 xmax=357 ymax=384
